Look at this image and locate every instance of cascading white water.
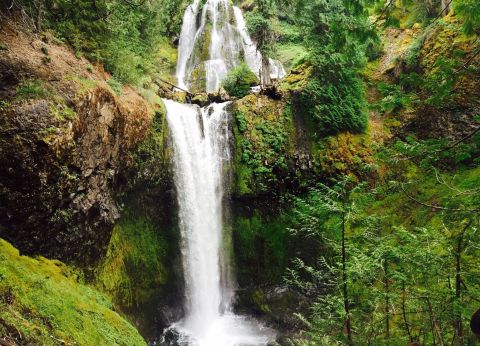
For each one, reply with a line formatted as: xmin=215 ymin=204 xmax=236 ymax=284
xmin=162 ymin=99 xmax=275 ymax=345
xmin=176 ymin=0 xmax=285 ymax=92
xmin=164 ymin=99 xmax=228 ymax=331
xmin=176 ymin=0 xmax=201 ymax=91
xmin=161 ymin=1 xmax=283 ymax=345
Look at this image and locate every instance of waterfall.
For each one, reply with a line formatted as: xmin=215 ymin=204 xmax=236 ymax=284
xmin=160 ymin=1 xmax=282 ymax=344
xmin=176 ymin=0 xmax=285 ymax=93
xmin=176 ymin=0 xmax=202 ymax=91
xmin=162 ymin=100 xmax=275 ymax=346
xmin=164 ymin=100 xmax=230 ymax=330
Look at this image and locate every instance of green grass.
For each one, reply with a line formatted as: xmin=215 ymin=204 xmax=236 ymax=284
xmin=276 ymin=43 xmax=307 ymax=72
xmin=16 ymin=79 xmax=49 ymax=100
xmin=0 ymin=238 xmax=146 ymax=346
xmin=65 ymin=75 xmax=99 ymax=95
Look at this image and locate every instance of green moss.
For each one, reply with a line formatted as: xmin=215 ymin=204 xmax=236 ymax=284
xmin=65 ymin=75 xmax=99 ymax=95
xmin=232 ymin=94 xmax=296 ymax=196
xmin=0 ymin=100 xmax=11 ymax=111
xmin=420 ymin=16 xmax=476 ymax=77
xmin=0 ymin=238 xmax=146 ymax=346
xmin=186 ymin=22 xmax=212 ymax=92
xmin=234 ymin=211 xmax=293 ymax=284
xmin=188 ymin=63 xmax=207 ymax=94
xmin=312 ymin=132 xmax=375 ymax=178
xmin=279 ymin=63 xmax=313 ymax=92
xmin=50 ymin=104 xmax=77 ymax=121
xmin=95 ymin=210 xmax=169 ymax=310
xmin=370 ymin=166 xmax=480 ymax=229
xmin=251 ymin=289 xmax=271 ymax=313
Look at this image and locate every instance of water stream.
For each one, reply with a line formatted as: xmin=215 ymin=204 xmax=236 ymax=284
xmin=160 ymin=1 xmax=282 ymax=344
xmin=176 ymin=0 xmax=285 ymax=92
xmin=162 ymin=100 xmax=274 ymax=345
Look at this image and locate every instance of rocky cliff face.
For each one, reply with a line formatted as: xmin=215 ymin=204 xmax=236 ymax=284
xmin=0 ymin=20 xmax=151 ymax=265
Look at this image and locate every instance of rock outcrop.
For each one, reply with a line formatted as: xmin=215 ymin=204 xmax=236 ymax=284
xmin=0 ymin=20 xmax=152 ymax=265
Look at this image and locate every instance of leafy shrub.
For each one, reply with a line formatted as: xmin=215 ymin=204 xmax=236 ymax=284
xmin=300 ymin=70 xmax=368 ymax=135
xmin=222 ymin=63 xmax=259 ymax=98
xmin=235 ymin=111 xmax=248 ymax=133
xmin=107 ymin=78 xmax=123 ymax=96
xmin=455 ymin=0 xmax=480 ymax=35
xmin=404 ymin=33 xmax=426 ymax=70
xmin=377 ymin=82 xmax=416 ymax=114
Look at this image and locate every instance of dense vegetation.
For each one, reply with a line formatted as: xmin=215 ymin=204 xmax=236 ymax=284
xmin=1 ymin=0 xmax=480 ymax=344
xmin=5 ymin=0 xmax=186 ymax=85
xmin=222 ymin=63 xmax=259 ymax=98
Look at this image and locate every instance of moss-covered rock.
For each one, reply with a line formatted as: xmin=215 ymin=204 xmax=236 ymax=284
xmin=232 ymin=94 xmax=299 ymax=197
xmin=279 ymin=63 xmax=313 ymax=93
xmin=233 ymin=210 xmax=292 ymax=285
xmin=0 ymin=238 xmax=146 ymax=345
xmin=95 ymin=200 xmax=182 ymax=340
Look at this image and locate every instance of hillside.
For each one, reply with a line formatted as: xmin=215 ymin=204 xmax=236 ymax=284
xmin=0 ymin=0 xmax=479 ymax=345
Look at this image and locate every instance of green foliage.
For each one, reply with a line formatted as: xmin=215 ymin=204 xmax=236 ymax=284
xmin=235 ymin=111 xmax=248 ymax=133
xmin=245 ymin=0 xmax=278 ymax=58
xmin=222 ymin=63 xmax=259 ymax=98
xmin=107 ymin=77 xmax=123 ymax=96
xmin=376 ymin=81 xmax=417 ymax=114
xmin=246 ymin=0 xmax=279 ymax=83
xmin=404 ymin=33 xmax=426 ymax=70
xmin=232 ymin=95 xmax=295 ymax=196
xmin=13 ymin=0 xmax=187 ymax=85
xmin=286 ymin=136 xmax=480 ymax=345
xmin=283 ymin=0 xmax=375 ymax=135
xmin=455 ymin=0 xmax=480 ymax=35
xmin=301 ymin=71 xmax=368 ymax=135
xmin=0 ymin=238 xmax=146 ymax=345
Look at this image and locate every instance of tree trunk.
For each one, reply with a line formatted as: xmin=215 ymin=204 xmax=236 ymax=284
xmin=454 ymin=239 xmax=463 ymax=345
xmin=342 ymin=211 xmax=353 ymax=345
xmin=454 ymin=221 xmax=471 ymax=345
xmin=261 ymin=56 xmax=271 ymax=86
xmin=441 ymin=0 xmax=451 ymax=16
xmin=34 ymin=0 xmax=44 ymax=33
xmin=384 ymin=259 xmax=390 ymax=344
xmin=402 ymin=283 xmax=413 ymax=342
xmin=425 ymin=296 xmax=445 ymax=346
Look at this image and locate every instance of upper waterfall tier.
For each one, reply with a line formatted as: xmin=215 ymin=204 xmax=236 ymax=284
xmin=176 ymin=0 xmax=285 ymax=93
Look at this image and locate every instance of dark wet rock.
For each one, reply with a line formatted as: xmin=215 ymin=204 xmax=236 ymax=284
xmin=234 ymin=285 xmax=310 ymax=334
xmin=190 ymin=93 xmax=209 ymax=107
xmin=208 ymin=87 xmax=232 ymax=103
